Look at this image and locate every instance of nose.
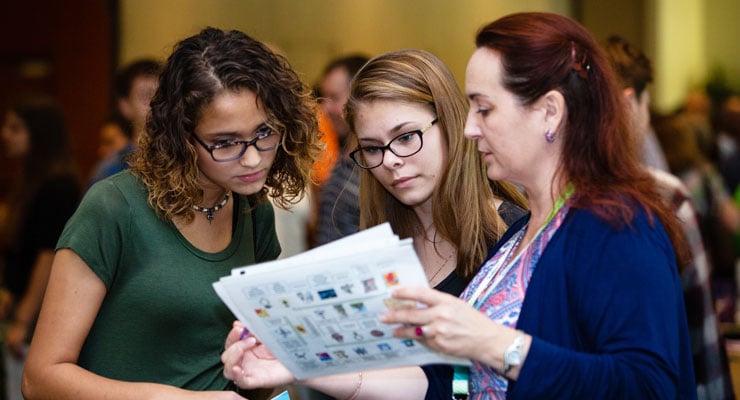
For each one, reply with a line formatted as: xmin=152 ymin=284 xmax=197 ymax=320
xmin=380 ymin=148 xmax=404 ymax=169
xmin=238 ymin=145 xmax=262 ymax=168
xmin=463 ymin=111 xmax=480 ymax=140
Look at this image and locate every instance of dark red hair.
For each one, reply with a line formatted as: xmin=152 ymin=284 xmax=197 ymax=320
xmin=476 ymin=12 xmax=687 ymax=266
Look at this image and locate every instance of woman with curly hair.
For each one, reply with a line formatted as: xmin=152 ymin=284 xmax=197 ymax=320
xmin=22 ymin=27 xmax=321 ymax=400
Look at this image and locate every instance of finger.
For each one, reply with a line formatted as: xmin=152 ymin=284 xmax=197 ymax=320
xmin=221 ymin=339 xmax=255 ymax=379
xmin=380 ymin=303 xmax=436 ymax=326
xmin=392 ymin=286 xmax=445 ymax=306
xmin=225 ymin=321 xmax=245 ymax=348
xmin=221 ymin=344 xmax=243 ymax=380
xmin=394 ymin=324 xmax=431 ymax=340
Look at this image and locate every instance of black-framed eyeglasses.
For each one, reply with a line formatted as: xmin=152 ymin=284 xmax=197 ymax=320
xmin=349 ymin=118 xmax=438 ymax=169
xmin=193 ymin=124 xmax=281 ymax=162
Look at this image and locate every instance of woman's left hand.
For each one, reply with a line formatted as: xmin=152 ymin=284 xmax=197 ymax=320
xmin=380 ymin=286 xmax=507 ymax=361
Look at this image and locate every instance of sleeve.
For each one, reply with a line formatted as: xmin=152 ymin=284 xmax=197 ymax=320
xmin=421 ymin=365 xmax=453 ymax=400
xmin=511 ymin=212 xmax=691 ymax=399
xmin=252 ymin=200 xmax=281 ymax=263
xmin=56 ymin=179 xmax=131 ymax=288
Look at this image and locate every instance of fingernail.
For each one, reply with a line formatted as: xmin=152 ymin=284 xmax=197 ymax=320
xmin=240 ymin=327 xmax=249 ymax=340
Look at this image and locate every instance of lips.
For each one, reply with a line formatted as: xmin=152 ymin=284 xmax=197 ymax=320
xmin=237 ymin=170 xmax=264 ymax=183
xmin=478 ymin=149 xmax=493 ymax=161
xmin=391 ymin=176 xmax=416 ymax=188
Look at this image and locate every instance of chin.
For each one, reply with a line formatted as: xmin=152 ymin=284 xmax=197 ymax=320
xmin=397 ymin=193 xmax=431 ymax=208
xmin=486 ymin=169 xmax=502 ymax=182
xmin=233 ymin=181 xmax=268 ymax=196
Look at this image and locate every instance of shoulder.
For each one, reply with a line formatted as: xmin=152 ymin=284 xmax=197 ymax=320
xmin=83 ymin=171 xmax=146 ymax=212
xmin=554 ymin=207 xmax=676 ymax=272
xmin=560 ymin=206 xmax=661 ymax=241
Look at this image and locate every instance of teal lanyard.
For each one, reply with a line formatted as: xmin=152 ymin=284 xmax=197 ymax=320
xmin=454 ymin=183 xmax=575 ymax=398
xmin=453 ymin=365 xmax=470 ymax=397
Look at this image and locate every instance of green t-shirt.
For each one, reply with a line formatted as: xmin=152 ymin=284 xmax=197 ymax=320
xmin=57 ymin=170 xmax=281 ymax=390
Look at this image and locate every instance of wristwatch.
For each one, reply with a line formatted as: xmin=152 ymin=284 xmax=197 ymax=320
xmin=502 ymin=331 xmax=526 ymax=374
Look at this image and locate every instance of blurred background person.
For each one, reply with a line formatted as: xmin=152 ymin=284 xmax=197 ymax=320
xmin=718 ymin=96 xmax=740 ymax=197
xmin=88 ymin=59 xmax=161 ymax=186
xmin=88 ymin=113 xmax=133 ymax=185
xmin=0 ymin=96 xmax=81 ymax=400
xmin=681 ymin=89 xmax=720 ymax=164
xmin=605 ymin=34 xmax=734 ymax=400
xmin=312 ymin=54 xmax=370 ymax=246
xmin=96 ymin=113 xmax=133 ymax=161
xmin=602 ymin=36 xmax=669 ymax=172
xmin=654 ymin=112 xmax=740 ymax=323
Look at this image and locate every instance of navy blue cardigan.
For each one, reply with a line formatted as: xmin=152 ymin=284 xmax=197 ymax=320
xmin=502 ymin=208 xmax=696 ymax=399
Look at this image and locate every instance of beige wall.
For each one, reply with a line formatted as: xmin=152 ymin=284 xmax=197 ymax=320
xmin=120 ymin=0 xmax=739 ymax=112
xmin=653 ymin=0 xmax=707 ymax=112
xmin=579 ymin=0 xmax=740 ymax=112
xmin=705 ymin=0 xmax=740 ymax=94
xmin=119 ymin=0 xmax=571 ymax=88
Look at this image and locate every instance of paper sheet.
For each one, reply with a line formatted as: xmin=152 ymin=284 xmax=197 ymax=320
xmin=214 ymin=223 xmax=470 ymax=380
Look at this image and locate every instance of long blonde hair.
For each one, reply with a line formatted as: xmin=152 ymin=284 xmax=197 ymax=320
xmin=345 ymin=49 xmax=527 ymax=278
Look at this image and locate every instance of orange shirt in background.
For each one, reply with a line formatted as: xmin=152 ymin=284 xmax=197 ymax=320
xmin=312 ymin=109 xmax=340 ymax=185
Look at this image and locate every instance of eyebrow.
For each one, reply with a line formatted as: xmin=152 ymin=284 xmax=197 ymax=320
xmin=467 ymin=93 xmax=486 ymax=101
xmin=358 ymin=121 xmax=423 ymax=143
xmin=200 ymin=122 xmax=270 ymax=140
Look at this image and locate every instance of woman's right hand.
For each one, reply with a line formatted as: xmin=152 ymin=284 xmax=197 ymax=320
xmin=221 ymin=321 xmax=296 ymax=389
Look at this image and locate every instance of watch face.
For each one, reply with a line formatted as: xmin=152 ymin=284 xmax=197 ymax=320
xmin=503 ymin=333 xmax=525 ymax=373
xmin=506 ymin=350 xmax=522 ymax=365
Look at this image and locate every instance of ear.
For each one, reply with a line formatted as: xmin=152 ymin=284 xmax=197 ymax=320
xmin=623 ymin=87 xmax=636 ymax=102
xmin=539 ymin=90 xmax=566 ymax=129
xmin=621 ymin=87 xmax=642 ymax=113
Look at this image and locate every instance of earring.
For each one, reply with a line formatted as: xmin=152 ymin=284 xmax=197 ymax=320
xmin=545 ymin=129 xmax=555 ymax=143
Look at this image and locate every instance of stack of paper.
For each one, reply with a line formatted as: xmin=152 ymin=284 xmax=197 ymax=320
xmin=213 ymin=223 xmax=470 ymax=380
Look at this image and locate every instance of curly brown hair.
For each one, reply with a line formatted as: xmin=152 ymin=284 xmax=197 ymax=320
xmin=129 ymin=27 xmax=321 ymax=222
